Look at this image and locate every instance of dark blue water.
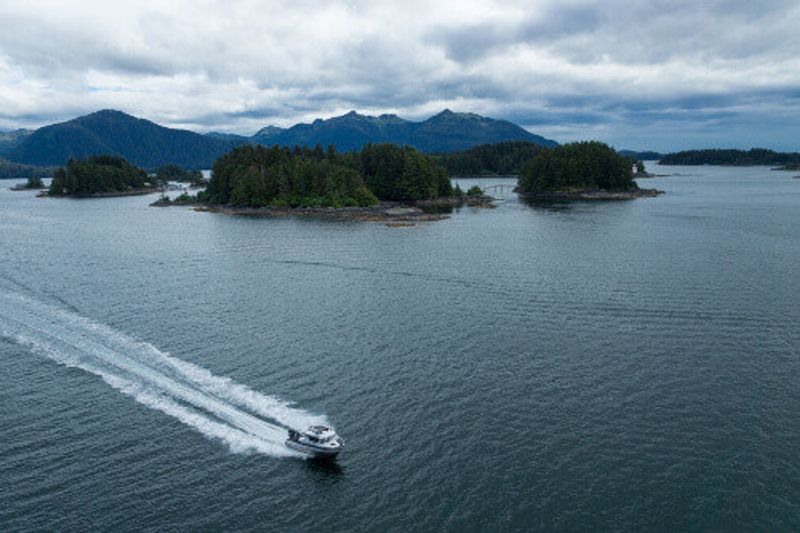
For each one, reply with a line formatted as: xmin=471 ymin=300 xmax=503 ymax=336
xmin=1 ymin=165 xmax=799 ymax=531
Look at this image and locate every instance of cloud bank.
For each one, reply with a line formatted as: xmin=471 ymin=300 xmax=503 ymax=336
xmin=0 ymin=0 xmax=798 ymax=150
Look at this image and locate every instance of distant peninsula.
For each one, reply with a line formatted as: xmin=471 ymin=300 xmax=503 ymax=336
xmin=0 ymin=157 xmax=56 ymax=180
xmin=619 ymin=150 xmax=664 ymax=161
xmin=659 ymin=148 xmax=800 ymax=168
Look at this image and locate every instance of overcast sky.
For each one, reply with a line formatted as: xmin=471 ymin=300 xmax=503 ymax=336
xmin=1 ymin=0 xmax=798 ymax=151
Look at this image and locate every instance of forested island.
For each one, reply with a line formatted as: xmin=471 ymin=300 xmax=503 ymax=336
xmin=48 ymin=155 xmax=159 ymax=197
xmin=155 ymin=143 xmax=492 ymax=222
xmin=659 ymin=148 xmax=800 ymax=167
xmin=433 ymin=141 xmax=653 ymax=181
xmin=204 ymin=144 xmax=379 ymax=207
xmin=517 ymin=141 xmax=661 ymax=200
xmin=10 ymin=176 xmax=46 ymax=191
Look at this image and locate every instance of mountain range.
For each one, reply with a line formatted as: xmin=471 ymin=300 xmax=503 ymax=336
xmin=3 ymin=109 xmax=557 ymax=170
xmin=250 ymin=110 xmax=557 ymax=152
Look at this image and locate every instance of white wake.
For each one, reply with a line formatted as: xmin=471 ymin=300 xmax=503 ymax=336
xmin=0 ymin=287 xmax=328 ymax=458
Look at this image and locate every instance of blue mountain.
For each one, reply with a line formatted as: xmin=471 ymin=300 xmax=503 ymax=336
xmin=8 ymin=109 xmax=557 ymax=169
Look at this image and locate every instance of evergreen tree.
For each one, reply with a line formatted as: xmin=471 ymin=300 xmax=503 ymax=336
xmin=207 ymin=143 xmax=452 ymax=207
xmin=435 ymin=141 xmax=543 ymax=175
xmin=207 ymin=144 xmax=378 ymax=207
xmin=518 ymin=142 xmax=637 ymax=193
xmin=48 ymin=155 xmax=148 ymax=195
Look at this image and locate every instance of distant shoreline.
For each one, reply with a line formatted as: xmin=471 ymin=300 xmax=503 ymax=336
xmin=158 ymin=195 xmax=497 ymax=223
xmin=453 ymin=174 xmax=519 ymax=179
xmin=632 ymin=172 xmax=671 ymax=179
xmin=10 ymin=184 xmax=46 ymax=191
xmin=40 ymin=187 xmax=160 ymax=198
xmin=517 ymin=188 xmax=664 ymax=201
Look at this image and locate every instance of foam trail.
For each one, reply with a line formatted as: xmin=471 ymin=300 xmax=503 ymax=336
xmin=82 ymin=320 xmax=329 ymax=429
xmin=0 ymin=288 xmax=326 ymax=458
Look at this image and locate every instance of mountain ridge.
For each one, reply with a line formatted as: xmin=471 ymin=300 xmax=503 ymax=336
xmin=257 ymin=109 xmax=558 ymax=152
xmin=0 ymin=128 xmax=35 ymax=158
xmin=10 ymin=110 xmax=242 ymax=169
xmin=8 ymin=109 xmax=558 ymax=168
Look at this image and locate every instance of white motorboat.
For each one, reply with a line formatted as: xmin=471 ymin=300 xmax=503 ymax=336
xmin=286 ymin=425 xmax=344 ymax=459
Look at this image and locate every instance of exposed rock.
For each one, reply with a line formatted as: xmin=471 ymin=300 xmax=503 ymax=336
xmin=42 ymin=187 xmax=160 ymax=198
xmin=192 ymin=203 xmax=451 ymax=222
xmin=518 ymin=188 xmax=664 ymax=201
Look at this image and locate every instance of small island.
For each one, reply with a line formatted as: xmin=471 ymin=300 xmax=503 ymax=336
xmin=10 ymin=176 xmax=46 ymax=191
xmin=47 ymin=155 xmax=160 ymax=197
xmin=154 ymin=143 xmax=494 ymax=223
xmin=516 ymin=141 xmax=663 ymax=200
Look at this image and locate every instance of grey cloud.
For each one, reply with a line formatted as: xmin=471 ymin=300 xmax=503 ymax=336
xmin=0 ymin=0 xmax=798 ymax=150
xmin=428 ymin=3 xmax=603 ymax=63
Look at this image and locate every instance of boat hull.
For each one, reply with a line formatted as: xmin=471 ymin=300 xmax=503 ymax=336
xmin=286 ymin=439 xmax=342 ymax=459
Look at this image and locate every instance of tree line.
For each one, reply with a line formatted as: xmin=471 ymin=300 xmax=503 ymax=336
xmin=155 ymin=164 xmax=206 ymax=185
xmin=0 ymin=158 xmax=57 ymax=179
xmin=206 ymin=143 xmax=452 ymax=207
xmin=433 ymin=141 xmax=544 ymax=176
xmin=47 ymin=140 xmax=639 ymax=201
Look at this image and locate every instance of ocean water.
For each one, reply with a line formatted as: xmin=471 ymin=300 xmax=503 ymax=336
xmin=0 ymin=165 xmax=798 ymax=531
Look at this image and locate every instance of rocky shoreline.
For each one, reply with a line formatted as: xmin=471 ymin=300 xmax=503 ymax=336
xmin=195 ymin=204 xmax=449 ymax=223
xmin=415 ymin=195 xmax=496 ymax=208
xmin=153 ymin=194 xmax=496 ymax=223
xmin=40 ymin=187 xmax=160 ymax=198
xmin=193 ymin=196 xmax=494 ymax=221
xmin=517 ymin=188 xmax=664 ymax=201
xmin=10 ymin=184 xmax=46 ymax=191
xmin=633 ymin=172 xmax=670 ymax=179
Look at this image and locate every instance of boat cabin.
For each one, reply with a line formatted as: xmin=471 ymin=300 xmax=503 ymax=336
xmin=289 ymin=425 xmax=337 ymax=443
